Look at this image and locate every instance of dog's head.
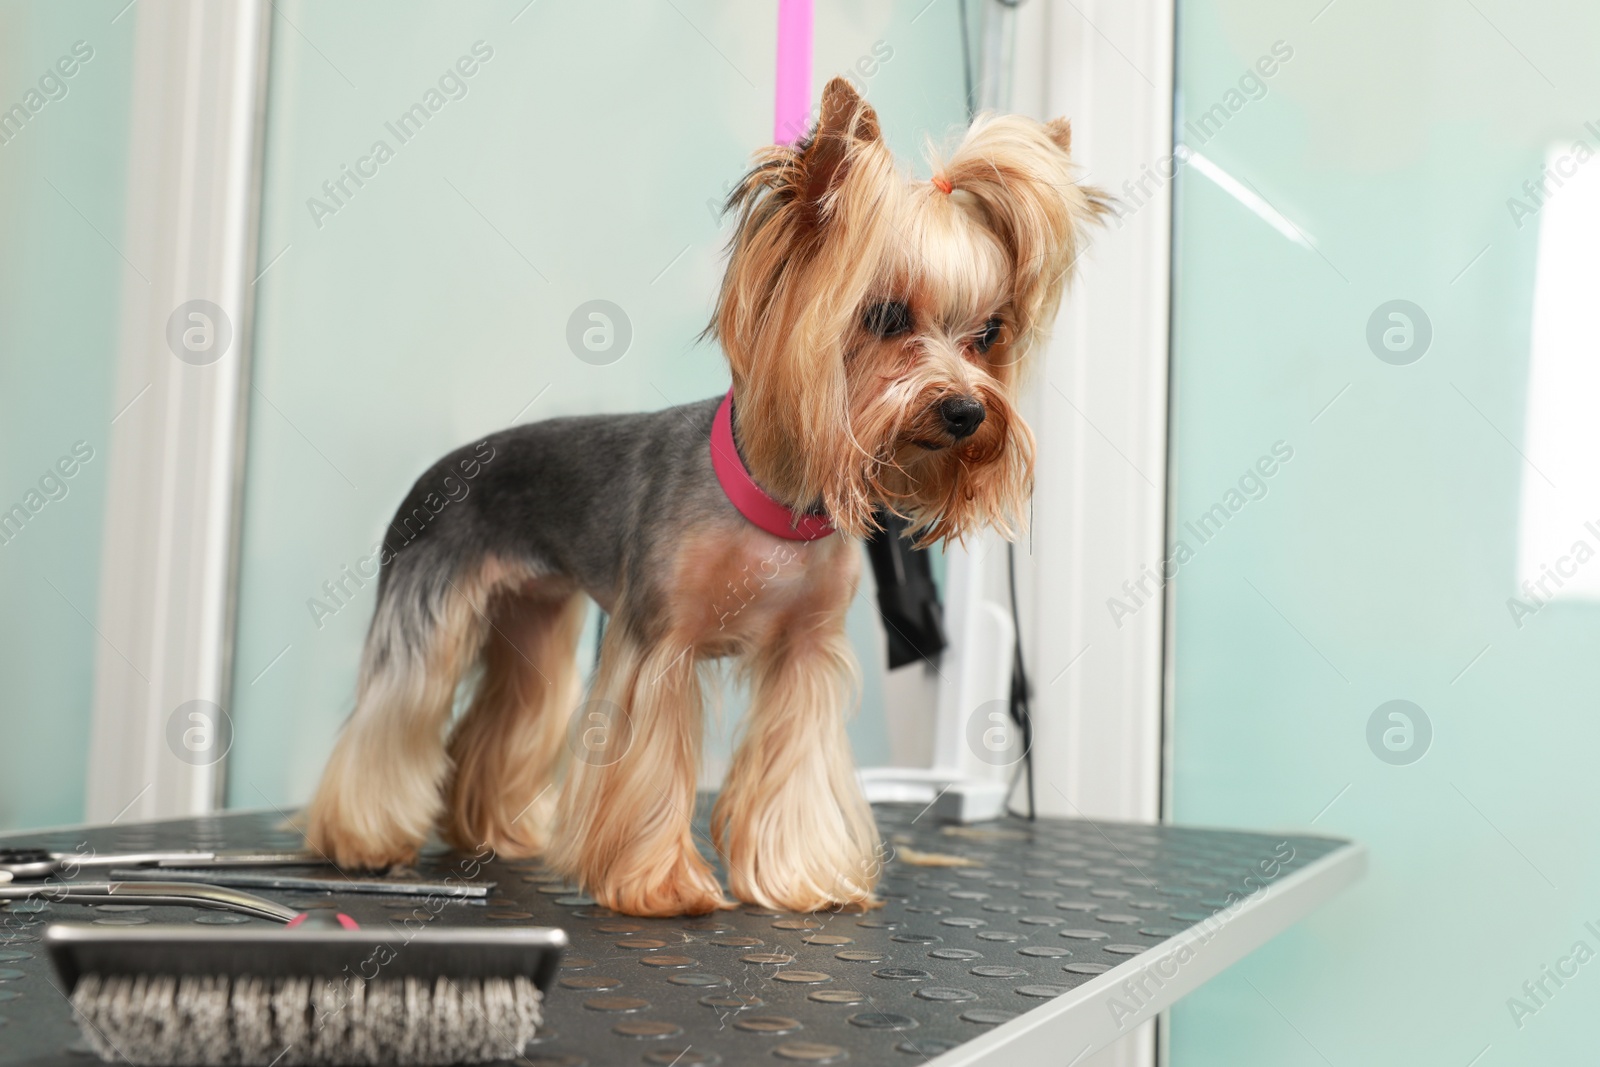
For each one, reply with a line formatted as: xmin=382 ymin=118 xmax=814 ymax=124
xmin=709 ymin=77 xmax=1107 ymax=543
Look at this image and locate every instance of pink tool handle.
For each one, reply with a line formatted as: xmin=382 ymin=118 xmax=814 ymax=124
xmin=286 ymin=911 xmax=360 ymax=929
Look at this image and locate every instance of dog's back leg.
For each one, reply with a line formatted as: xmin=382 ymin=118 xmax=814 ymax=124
xmin=444 ymin=585 xmax=586 ymax=857
xmin=303 ymin=553 xmax=496 ymax=868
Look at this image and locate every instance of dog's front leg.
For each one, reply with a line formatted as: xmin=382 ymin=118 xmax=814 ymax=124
xmin=550 ymin=627 xmax=729 ymax=916
xmin=714 ymin=626 xmax=882 ymax=912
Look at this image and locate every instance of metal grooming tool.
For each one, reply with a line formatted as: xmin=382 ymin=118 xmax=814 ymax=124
xmin=0 ymin=879 xmax=299 ymax=922
xmin=0 ymin=846 xmax=325 ymax=880
xmin=110 ymin=867 xmax=492 ymax=899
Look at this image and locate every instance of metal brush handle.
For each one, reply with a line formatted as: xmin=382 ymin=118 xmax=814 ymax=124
xmin=0 ymin=880 xmax=299 ymax=922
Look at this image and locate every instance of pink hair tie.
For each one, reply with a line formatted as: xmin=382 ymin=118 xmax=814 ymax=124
xmin=933 ymin=175 xmax=954 ymax=194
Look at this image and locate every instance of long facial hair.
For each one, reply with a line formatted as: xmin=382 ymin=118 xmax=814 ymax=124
xmin=708 ymin=77 xmax=1108 ymax=542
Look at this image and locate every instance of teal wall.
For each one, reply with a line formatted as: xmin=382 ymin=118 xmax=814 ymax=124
xmin=1169 ymin=1 xmax=1600 ymax=1063
xmin=228 ymin=0 xmax=968 ymax=810
xmin=0 ymin=1 xmax=133 ymax=831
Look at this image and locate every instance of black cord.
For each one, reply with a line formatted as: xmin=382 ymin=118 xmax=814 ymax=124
xmin=1007 ymin=541 xmax=1036 ymax=821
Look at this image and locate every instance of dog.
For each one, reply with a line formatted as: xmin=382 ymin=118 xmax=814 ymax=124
xmin=302 ymin=77 xmax=1106 ymax=917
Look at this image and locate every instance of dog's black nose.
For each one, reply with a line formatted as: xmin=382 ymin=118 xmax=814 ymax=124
xmin=939 ymin=396 xmax=986 ymax=439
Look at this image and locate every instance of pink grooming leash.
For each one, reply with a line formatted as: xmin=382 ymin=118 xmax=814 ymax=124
xmin=774 ymin=0 xmax=814 ymax=145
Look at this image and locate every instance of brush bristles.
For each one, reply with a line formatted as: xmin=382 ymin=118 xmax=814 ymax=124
xmin=71 ymin=974 xmax=541 ymax=1065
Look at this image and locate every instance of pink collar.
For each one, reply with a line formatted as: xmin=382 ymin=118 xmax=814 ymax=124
xmin=711 ymin=389 xmax=835 ymax=541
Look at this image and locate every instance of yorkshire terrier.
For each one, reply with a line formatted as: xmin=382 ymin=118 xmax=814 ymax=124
xmin=303 ymin=78 xmax=1106 ymax=917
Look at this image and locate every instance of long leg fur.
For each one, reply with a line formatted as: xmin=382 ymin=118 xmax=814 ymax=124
xmin=713 ymin=625 xmax=881 ymax=912
xmin=303 ymin=556 xmax=499 ymax=869
xmin=548 ymin=620 xmax=729 ymax=916
xmin=443 ymin=585 xmax=585 ymax=857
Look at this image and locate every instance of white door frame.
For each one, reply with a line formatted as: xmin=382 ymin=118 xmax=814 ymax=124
xmin=1010 ymin=0 xmax=1173 ymax=830
xmin=86 ymin=1 xmax=270 ymax=823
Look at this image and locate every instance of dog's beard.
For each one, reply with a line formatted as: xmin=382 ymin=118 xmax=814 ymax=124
xmin=847 ymin=377 xmax=1034 ymax=545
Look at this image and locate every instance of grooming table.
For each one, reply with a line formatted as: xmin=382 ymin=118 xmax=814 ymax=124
xmin=0 ymin=802 xmax=1363 ymax=1066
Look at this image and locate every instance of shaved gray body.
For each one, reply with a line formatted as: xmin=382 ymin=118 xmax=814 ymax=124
xmin=379 ymin=396 xmax=730 ymax=642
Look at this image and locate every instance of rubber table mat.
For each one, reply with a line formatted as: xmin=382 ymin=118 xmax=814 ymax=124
xmin=0 ymin=802 xmax=1354 ymax=1066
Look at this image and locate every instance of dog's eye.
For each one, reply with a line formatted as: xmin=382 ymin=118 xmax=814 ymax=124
xmin=862 ymin=301 xmax=912 ymax=338
xmin=975 ymin=316 xmax=1004 ymax=354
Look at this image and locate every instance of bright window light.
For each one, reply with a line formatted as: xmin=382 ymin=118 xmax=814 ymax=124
xmin=1515 ymin=144 xmax=1600 ymax=606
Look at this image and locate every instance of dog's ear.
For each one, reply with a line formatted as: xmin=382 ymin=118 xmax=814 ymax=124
xmin=707 ymin=76 xmax=899 ymax=535
xmin=797 ymin=77 xmax=883 ymax=209
xmin=1044 ymin=117 xmax=1073 ymax=153
xmin=941 ymin=115 xmax=1109 ymax=365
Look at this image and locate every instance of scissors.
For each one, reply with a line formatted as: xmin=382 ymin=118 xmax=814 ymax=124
xmin=0 ymin=847 xmax=325 ymax=881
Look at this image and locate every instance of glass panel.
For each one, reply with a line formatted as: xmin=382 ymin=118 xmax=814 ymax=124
xmin=230 ymin=0 xmax=968 ymax=808
xmin=1170 ymin=0 xmax=1599 ymax=1062
xmin=0 ymin=3 xmax=135 ymax=831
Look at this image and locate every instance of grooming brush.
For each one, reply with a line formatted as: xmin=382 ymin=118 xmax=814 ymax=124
xmin=47 ymin=914 xmax=566 ymax=1066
